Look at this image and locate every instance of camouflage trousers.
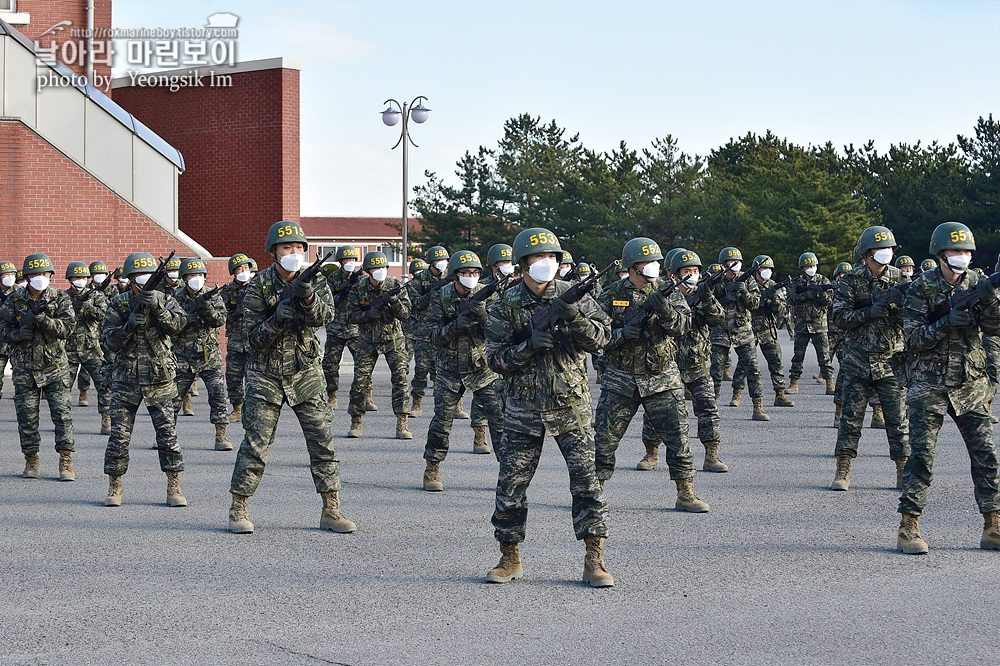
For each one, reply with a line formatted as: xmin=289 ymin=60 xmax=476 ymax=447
xmin=322 ymin=334 xmax=357 ymax=396
xmin=175 ymin=362 xmax=229 ymax=424
xmin=349 ymin=341 xmax=410 ymax=416
xmin=230 ymin=390 xmax=341 ymax=496
xmin=986 ymin=335 xmax=1000 ymax=397
xmin=734 ymin=335 xmax=785 ymax=393
xmin=470 ymin=378 xmax=506 ymax=427
xmin=710 ymin=342 xmax=763 ymax=399
xmin=644 ymin=373 xmax=721 ymax=448
xmin=68 ymin=355 xmax=110 ymax=412
xmin=424 ymin=369 xmax=503 ymax=462
xmin=410 ymin=338 xmax=437 ymax=399
xmin=225 ymin=349 xmax=248 ymax=407
xmin=789 ymin=330 xmax=833 ymax=380
xmin=104 ymin=380 xmax=183 ymax=476
xmin=493 ymin=398 xmax=608 ymax=543
xmin=13 ymin=370 xmax=74 ymax=455
xmin=76 ymin=364 xmax=92 ymax=390
xmin=899 ymin=403 xmax=1000 ymax=516
xmin=0 ymin=352 xmax=8 ymax=396
xmin=595 ymin=387 xmax=694 ymax=481
xmin=835 ymin=368 xmax=909 ymax=460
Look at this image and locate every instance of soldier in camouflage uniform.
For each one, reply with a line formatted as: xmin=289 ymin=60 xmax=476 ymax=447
xmin=102 ymin=252 xmax=189 ymax=507
xmin=76 ymin=260 xmax=114 ymax=414
xmin=787 ymin=252 xmax=836 ymax=395
xmin=422 ymin=250 xmax=505 ymax=491
xmin=895 ymin=256 xmax=915 ymax=281
xmin=0 ymin=260 xmax=18 ymax=400
xmin=63 ymin=261 xmax=111 ymax=434
xmin=172 ymin=257 xmax=232 ymax=452
xmin=345 ymin=251 xmax=413 ymax=440
xmin=897 ymin=222 xmax=1000 ymax=554
xmin=709 ymin=247 xmax=770 ymax=421
xmin=987 ymin=254 xmax=1000 ymax=424
xmin=228 ymin=221 xmax=355 ymax=534
xmin=557 ymin=251 xmax=575 ymax=281
xmin=322 ymin=246 xmax=362 ymax=410
xmin=830 ymin=227 xmax=910 ymax=492
xmin=407 ymin=246 xmax=450 ymax=416
xmin=220 ymin=253 xmax=253 ymax=423
xmin=484 ymin=227 xmax=613 ymax=588
xmin=402 ymin=257 xmax=428 ymax=371
xmin=0 ymin=254 xmax=76 ymax=480
xmin=829 ymin=261 xmax=854 ymax=427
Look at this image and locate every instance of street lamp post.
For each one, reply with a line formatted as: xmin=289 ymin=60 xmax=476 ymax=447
xmin=381 ymin=96 xmax=430 ymax=277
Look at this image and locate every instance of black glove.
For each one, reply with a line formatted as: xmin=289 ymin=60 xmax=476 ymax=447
xmin=126 ymin=309 xmax=145 ymax=331
xmin=16 ymin=325 xmax=33 ymax=341
xmin=20 ymin=310 xmax=36 ymax=327
xmin=868 ymin=302 xmax=889 ymax=320
xmin=138 ymin=290 xmax=160 ymax=311
xmin=648 ymin=291 xmax=670 ymax=314
xmin=291 ymin=279 xmax=313 ymax=300
xmin=948 ymin=307 xmax=973 ymax=329
xmin=696 ymin=281 xmax=713 ymax=300
xmin=978 ymin=277 xmax=999 ymax=307
xmin=471 ymin=301 xmax=487 ymax=318
xmin=622 ymin=323 xmax=641 ymax=341
xmin=889 ymin=287 xmax=906 ymax=307
xmin=530 ymin=328 xmax=555 ymax=350
xmin=274 ymin=299 xmax=295 ymax=323
xmin=735 ymin=281 xmax=749 ymax=294
xmin=550 ymin=298 xmax=579 ymax=321
xmin=455 ymin=311 xmax=475 ymax=329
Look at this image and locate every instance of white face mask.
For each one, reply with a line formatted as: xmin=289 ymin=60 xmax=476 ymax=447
xmin=71 ymin=278 xmax=88 ymax=290
xmin=729 ymin=261 xmax=742 ymax=273
xmin=945 ymin=254 xmax=971 ymax=274
xmin=15 ymin=281 xmax=26 ymax=288
xmin=433 ymin=260 xmax=448 ymax=273
xmin=681 ymin=273 xmax=699 ymax=287
xmin=458 ymin=275 xmax=479 ymax=289
xmin=559 ymin=265 xmax=571 ymax=278
xmin=92 ymin=273 xmax=107 ymax=284
xmin=187 ymin=275 xmax=206 ymax=291
xmin=759 ymin=268 xmax=773 ymax=281
xmin=640 ymin=263 xmax=660 ymax=279
xmin=528 ymin=257 xmax=559 ymax=283
xmin=371 ymin=268 xmax=388 ymax=283
xmin=498 ymin=263 xmax=515 ymax=276
xmin=804 ymin=266 xmax=817 ymax=277
xmin=342 ymin=261 xmax=359 ymax=273
xmin=167 ymin=271 xmax=179 ymax=280
xmin=1 ymin=274 xmax=14 ymax=288
xmin=279 ymin=253 xmax=306 ymax=273
xmin=235 ymin=271 xmax=251 ymax=283
xmin=901 ymin=268 xmax=913 ymax=276
xmin=873 ymin=248 xmax=893 ymax=266
xmin=133 ymin=274 xmax=151 ymax=286
xmin=29 ymin=275 xmax=50 ymax=291
xmin=249 ymin=272 xmax=257 ymax=279
xmin=119 ymin=278 xmax=130 ymax=288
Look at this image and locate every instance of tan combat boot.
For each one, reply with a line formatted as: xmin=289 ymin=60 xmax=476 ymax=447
xmin=190 ymin=384 xmax=199 ymax=397
xmin=831 ymin=455 xmax=852 ymax=491
xmin=328 ymin=391 xmax=338 ymax=410
xmin=486 ymin=542 xmax=523 ymax=583
xmin=455 ymin=398 xmax=470 ymax=420
xmin=786 ymin=378 xmax=799 ymax=394
xmin=347 ymin=415 xmax=363 ymax=438
xmin=980 ymin=511 xmax=1000 ymax=550
xmin=105 ymin=475 xmax=123 ymax=507
xmin=365 ymin=389 xmax=378 ymax=411
xmin=182 ymin=395 xmax=195 ymax=416
xmin=78 ymin=389 xmax=89 ymax=407
xmin=898 ymin=513 xmax=929 ymax=554
xmin=834 ymin=403 xmax=842 ymax=428
xmin=636 ymin=445 xmax=659 ymax=470
xmin=229 ymin=494 xmax=254 ymax=533
xmin=773 ymin=389 xmax=794 ymax=407
xmin=396 ymin=413 xmax=413 ymax=440
xmin=423 ymin=459 xmax=444 ymax=492
xmin=702 ymin=441 xmax=728 ymax=473
xmin=870 ymin=403 xmax=886 ymax=429
xmin=22 ymin=453 xmax=40 ymax=479
xmin=684 ymin=386 xmax=693 ymax=400
xmin=813 ymin=372 xmax=822 ymax=382
xmin=722 ymin=366 xmax=733 ymax=381
xmin=58 ymin=451 xmax=75 ymax=482
xmin=409 ymin=394 xmax=423 ymax=417
xmin=100 ymin=411 xmax=112 ymax=435
xmin=991 ymin=401 xmax=999 ymax=424
xmin=893 ymin=458 xmax=906 ymax=490
xmin=215 ymin=422 xmax=233 ymax=451
xmin=472 ymin=425 xmax=491 ymax=454
xmin=166 ymin=471 xmax=188 ymax=507
xmin=825 ymin=377 xmax=836 ymax=395
xmin=751 ymin=397 xmax=770 ymax=421
xmin=582 ymin=536 xmax=614 ymax=588
xmin=674 ymin=477 xmax=710 ymax=512
xmin=319 ymin=490 xmax=356 ymax=533
xmin=729 ymin=386 xmax=742 ymax=407
xmin=228 ymin=403 xmax=242 ymax=423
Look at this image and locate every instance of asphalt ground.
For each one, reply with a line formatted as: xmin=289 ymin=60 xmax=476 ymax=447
xmin=1 ymin=336 xmax=998 ymax=665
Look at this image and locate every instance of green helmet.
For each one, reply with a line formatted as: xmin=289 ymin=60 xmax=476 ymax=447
xmin=65 ymin=261 xmax=90 ymax=279
xmin=512 ymin=228 xmax=564 ymax=264
xmin=834 ymin=261 xmax=853 ymax=278
xmin=0 ymin=260 xmax=15 ymax=274
xmin=248 ymin=258 xmax=258 ymax=272
xmin=265 ymin=220 xmax=309 ymax=253
xmin=929 ymin=221 xmax=975 ymax=255
xmin=575 ymin=262 xmax=592 ymax=277
xmin=426 ymin=246 xmax=450 ymax=262
xmin=707 ymin=263 xmax=722 ymax=273
xmin=857 ymin=226 xmax=896 ymax=256
xmin=448 ymin=250 xmax=482 ymax=275
xmin=895 ymin=255 xmax=914 ymax=269
xmin=165 ymin=256 xmax=181 ymax=272
xmin=89 ymin=261 xmax=108 ymax=275
xmin=23 ymin=253 xmax=54 ymax=275
xmin=409 ymin=258 xmax=428 ymax=274
xmin=336 ymin=246 xmax=361 ymax=263
xmin=753 ymin=255 xmax=775 ymax=269
xmin=669 ymin=249 xmax=702 ymax=273
xmin=663 ymin=248 xmax=684 ymax=273
xmin=486 ymin=244 xmax=513 ymax=266
xmin=921 ymin=258 xmax=937 ymax=272
xmin=363 ymin=251 xmax=389 ymax=271
xmin=622 ymin=238 xmax=663 ymax=269
xmin=123 ymin=252 xmax=157 ymax=277
xmin=798 ymin=252 xmax=819 ymax=268
xmin=180 ymin=257 xmax=207 ymax=277
xmin=16 ymin=269 xmax=24 ymax=281
xmin=719 ymin=247 xmax=742 ymax=264
xmin=228 ymin=253 xmax=252 ymax=275
xmin=560 ymin=251 xmax=574 ymax=266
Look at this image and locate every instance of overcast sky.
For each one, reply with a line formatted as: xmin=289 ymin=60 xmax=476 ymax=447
xmin=112 ymin=0 xmax=1000 ymax=218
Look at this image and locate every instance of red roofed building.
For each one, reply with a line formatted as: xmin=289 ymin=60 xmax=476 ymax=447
xmin=300 ymin=217 xmax=423 ymax=279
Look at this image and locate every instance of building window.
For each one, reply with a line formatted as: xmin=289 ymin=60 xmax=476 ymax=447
xmin=0 ymin=1 xmax=15 ymax=11
xmin=379 ymin=244 xmax=402 ymax=263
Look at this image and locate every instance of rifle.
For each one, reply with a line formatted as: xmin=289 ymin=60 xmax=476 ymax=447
xmin=510 ymin=261 xmax=618 ymax=354
xmin=620 ymin=275 xmax=695 ymax=333
xmin=794 ymin=282 xmax=836 ymax=295
xmin=363 ymin=283 xmax=407 ymax=313
xmin=95 ymin=268 xmax=119 ymax=294
xmin=735 ymin=260 xmax=763 ymax=284
xmin=333 ymin=269 xmax=362 ymax=306
xmin=761 ymin=276 xmax=793 ymax=300
xmin=446 ymin=274 xmax=510 ymax=324
xmin=854 ymin=281 xmax=910 ymax=310
xmin=72 ymin=288 xmax=95 ymax=311
xmin=129 ymin=250 xmax=176 ymax=317
xmin=187 ymin=283 xmax=222 ymax=314
xmin=927 ymin=271 xmax=1000 ymax=324
xmin=271 ymin=250 xmax=336 ymax=322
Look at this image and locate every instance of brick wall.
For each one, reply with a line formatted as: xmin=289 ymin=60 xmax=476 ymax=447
xmin=15 ymin=0 xmax=114 ymax=93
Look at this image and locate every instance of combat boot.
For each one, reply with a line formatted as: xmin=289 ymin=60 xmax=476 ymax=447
xmin=722 ymin=366 xmax=732 ymax=381
xmin=831 ymin=455 xmax=852 ymax=491
xmin=228 ymin=402 xmax=242 ymax=423
xmin=773 ymin=389 xmax=794 ymax=407
xmin=166 ymin=471 xmax=187 ymax=507
xmin=190 ymin=384 xmax=199 ymax=397
xmin=78 ymin=389 xmax=89 ymax=407
xmin=396 ymin=413 xmax=413 ymax=440
xmin=684 ymin=386 xmax=692 ymax=400
xmin=215 ymin=422 xmax=233 ymax=451
xmin=455 ymin=398 xmax=470 ymax=420
xmin=105 ymin=475 xmax=123 ymax=506
xmin=228 ymin=493 xmax=254 ymax=533
xmin=893 ymin=457 xmax=906 ymax=490
xmin=825 ymin=377 xmax=836 ymax=395
xmin=347 ymin=415 xmax=363 ymax=438
xmin=365 ymin=389 xmax=378 ymax=411
xmin=100 ymin=411 xmax=111 ymax=435
xmin=319 ymin=490 xmax=356 ymax=533
xmin=870 ymin=403 xmax=886 ymax=429
xmin=813 ymin=372 xmax=822 ymax=383
xmin=980 ymin=511 xmax=1000 ymax=550
xmin=729 ymin=386 xmax=742 ymax=407
xmin=410 ymin=394 xmax=423 ymax=417
xmin=786 ymin=378 xmax=799 ymax=394
xmin=751 ymin=397 xmax=770 ymax=421
xmin=486 ymin=542 xmax=523 ymax=583
xmin=636 ymin=445 xmax=659 ymax=470
xmin=58 ymin=451 xmax=75 ymax=482
xmin=328 ymin=391 xmax=338 ymax=410
xmin=22 ymin=453 xmax=40 ymax=479
xmin=897 ymin=513 xmax=928 ymax=554
xmin=582 ymin=536 xmax=614 ymax=588
xmin=833 ymin=403 xmax=842 ymax=428
xmin=674 ymin=477 xmax=710 ymax=513
xmin=702 ymin=441 xmax=728 ymax=473
xmin=182 ymin=395 xmax=195 ymax=416
xmin=472 ymin=426 xmax=491 ymax=454
xmin=423 ymin=459 xmax=444 ymax=491
xmin=990 ymin=401 xmax=999 ymax=424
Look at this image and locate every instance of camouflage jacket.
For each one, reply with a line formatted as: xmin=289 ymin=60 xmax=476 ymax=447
xmin=709 ymin=273 xmax=760 ymax=347
xmin=220 ymin=280 xmax=249 ymax=354
xmin=832 ymin=264 xmax=905 ymax=381
xmin=427 ymin=281 xmax=499 ymax=391
xmin=0 ymin=285 xmax=74 ymax=387
xmin=156 ymin=278 xmax=182 ymax=296
xmin=903 ymin=267 xmax=1000 ymax=415
xmin=325 ymin=268 xmax=361 ymax=340
xmin=172 ymin=284 xmax=227 ymax=372
xmin=405 ymin=268 xmax=447 ymax=340
xmin=598 ymin=278 xmax=691 ymax=396
xmin=678 ymin=286 xmax=725 ymax=383
xmin=0 ymin=285 xmax=15 ymax=356
xmin=751 ymin=277 xmax=788 ymax=343
xmin=347 ymin=276 xmax=411 ymax=350
xmin=486 ymin=279 xmax=610 ymax=411
xmin=102 ymin=289 xmax=186 ymax=386
xmin=788 ymin=273 xmax=833 ymax=334
xmin=64 ymin=286 xmax=108 ymax=363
